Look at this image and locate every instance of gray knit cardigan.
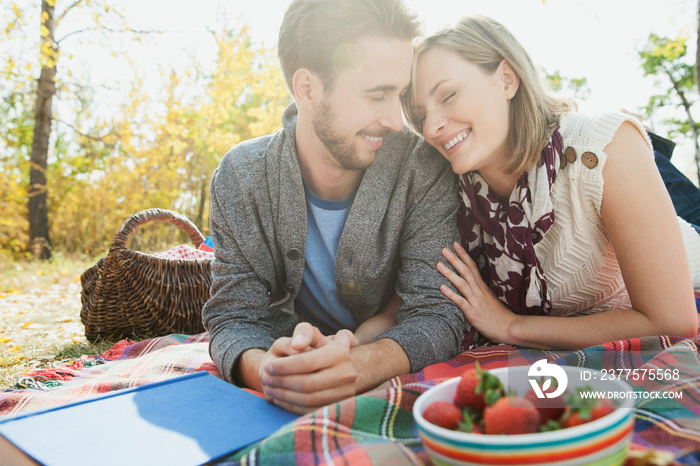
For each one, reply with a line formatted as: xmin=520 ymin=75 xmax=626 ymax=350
xmin=202 ymin=104 xmax=464 ymax=383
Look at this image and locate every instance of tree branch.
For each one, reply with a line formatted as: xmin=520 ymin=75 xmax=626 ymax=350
xmin=59 ymin=79 xmax=120 ymax=93
xmin=57 ymin=26 xmax=164 ymax=44
xmin=54 ymin=118 xmax=118 ymax=148
xmin=56 ymin=0 xmax=85 ymax=27
xmin=56 ymin=27 xmax=96 ymax=44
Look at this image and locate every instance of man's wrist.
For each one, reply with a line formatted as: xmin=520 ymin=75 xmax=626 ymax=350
xmin=351 ymin=338 xmax=410 ymax=394
xmin=233 ymin=348 xmax=266 ymax=392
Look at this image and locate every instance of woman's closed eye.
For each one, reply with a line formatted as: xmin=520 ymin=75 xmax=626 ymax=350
xmin=442 ymin=91 xmax=456 ymax=104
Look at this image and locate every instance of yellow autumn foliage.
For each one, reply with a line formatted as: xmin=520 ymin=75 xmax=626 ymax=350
xmin=1 ymin=3 xmax=291 ymax=259
xmin=55 ymin=27 xmax=289 ymax=256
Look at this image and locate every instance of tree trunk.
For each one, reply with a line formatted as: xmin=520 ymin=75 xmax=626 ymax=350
xmin=674 ymin=82 xmax=700 ymax=183
xmin=697 ymin=0 xmax=700 ymax=96
xmin=696 ymin=0 xmax=700 ymax=182
xmin=195 ymin=175 xmax=208 ymax=231
xmin=677 ymin=92 xmax=700 ymax=184
xmin=28 ymin=0 xmax=57 ymax=260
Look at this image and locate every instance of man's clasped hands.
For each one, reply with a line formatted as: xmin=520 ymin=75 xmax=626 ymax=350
xmin=259 ymin=322 xmax=360 ymax=414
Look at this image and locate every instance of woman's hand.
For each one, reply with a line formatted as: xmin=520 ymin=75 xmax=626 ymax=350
xmin=437 ymin=242 xmax=518 ymax=344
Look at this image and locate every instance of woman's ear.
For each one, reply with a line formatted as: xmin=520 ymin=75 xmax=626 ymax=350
xmin=292 ymin=69 xmax=323 ymax=112
xmin=499 ymin=60 xmax=520 ymax=100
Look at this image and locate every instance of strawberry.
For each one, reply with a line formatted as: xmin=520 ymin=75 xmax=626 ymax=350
xmin=560 ymin=408 xmax=585 ymax=428
xmin=562 ymin=399 xmax=616 ymax=428
xmin=423 ymin=401 xmax=463 ymax=430
xmin=454 ymin=362 xmax=504 ymax=411
xmin=483 ymin=396 xmax=542 ymax=435
xmin=525 ymin=387 xmax=566 ymax=423
xmin=469 ymin=423 xmax=483 ymax=434
xmin=560 ymin=388 xmax=616 ymax=428
xmin=456 ymin=407 xmax=483 ymax=434
xmin=454 ymin=367 xmax=484 ymax=410
xmin=590 ymin=398 xmax=615 ymax=420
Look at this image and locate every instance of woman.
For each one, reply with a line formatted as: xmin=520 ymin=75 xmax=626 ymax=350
xmin=402 ymin=15 xmax=700 ymax=350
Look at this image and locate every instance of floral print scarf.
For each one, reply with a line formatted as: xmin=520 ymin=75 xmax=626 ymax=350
xmin=457 ymin=129 xmax=563 ymax=336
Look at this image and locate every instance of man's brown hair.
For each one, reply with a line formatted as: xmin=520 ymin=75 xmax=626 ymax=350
xmin=278 ymin=0 xmax=421 ymax=93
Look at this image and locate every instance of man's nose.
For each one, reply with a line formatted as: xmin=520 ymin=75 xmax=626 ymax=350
xmin=378 ymin=97 xmax=406 ymax=133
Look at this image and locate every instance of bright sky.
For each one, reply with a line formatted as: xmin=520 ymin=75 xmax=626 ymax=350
xmin=61 ymin=0 xmax=698 ymax=177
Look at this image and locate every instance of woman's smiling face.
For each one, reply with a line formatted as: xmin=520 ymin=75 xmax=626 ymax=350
xmin=411 ymin=47 xmax=518 ymax=176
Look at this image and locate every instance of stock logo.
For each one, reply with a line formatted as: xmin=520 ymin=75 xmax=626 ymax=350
xmin=528 ymin=359 xmax=568 ymax=399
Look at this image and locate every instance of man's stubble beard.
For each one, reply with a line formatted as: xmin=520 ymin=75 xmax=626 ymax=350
xmin=313 ymin=99 xmax=374 ymax=172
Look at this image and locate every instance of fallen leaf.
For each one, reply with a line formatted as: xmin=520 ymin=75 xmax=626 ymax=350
xmin=0 ymin=290 xmax=21 ymax=299
xmin=0 ymin=337 xmax=12 ymax=344
xmin=34 ymin=354 xmax=57 ymax=361
xmin=0 ymin=355 xmax=29 ymax=367
xmin=21 ymin=323 xmax=42 ymax=330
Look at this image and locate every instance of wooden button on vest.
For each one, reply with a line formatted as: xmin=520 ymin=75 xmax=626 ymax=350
xmin=582 ymin=152 xmax=599 ymax=169
xmin=564 ymin=146 xmax=577 ymax=164
xmin=560 ymin=152 xmax=568 ymax=169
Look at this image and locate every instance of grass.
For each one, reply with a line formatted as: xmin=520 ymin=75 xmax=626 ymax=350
xmin=0 ymin=253 xmax=118 ymax=390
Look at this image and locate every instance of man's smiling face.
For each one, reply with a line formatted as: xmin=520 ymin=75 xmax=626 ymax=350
xmin=312 ymin=37 xmax=414 ymax=171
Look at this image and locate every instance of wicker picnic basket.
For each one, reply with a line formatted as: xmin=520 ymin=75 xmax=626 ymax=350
xmin=80 ymin=208 xmax=212 ymax=342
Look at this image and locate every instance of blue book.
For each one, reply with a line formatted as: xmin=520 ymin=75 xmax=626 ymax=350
xmin=0 ymin=372 xmax=298 ymax=465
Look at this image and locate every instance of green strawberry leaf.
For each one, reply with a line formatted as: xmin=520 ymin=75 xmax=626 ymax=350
xmin=540 ymin=420 xmax=562 ymax=432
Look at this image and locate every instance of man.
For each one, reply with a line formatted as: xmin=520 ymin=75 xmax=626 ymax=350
xmin=202 ymin=0 xmax=463 ymax=414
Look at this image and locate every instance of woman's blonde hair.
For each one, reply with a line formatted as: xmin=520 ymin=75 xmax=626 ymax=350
xmin=403 ymin=15 xmax=576 ymax=174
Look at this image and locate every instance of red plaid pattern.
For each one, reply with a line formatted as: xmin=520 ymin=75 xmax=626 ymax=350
xmin=152 ymin=244 xmax=215 ymax=260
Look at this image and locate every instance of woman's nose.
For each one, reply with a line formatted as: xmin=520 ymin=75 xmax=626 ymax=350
xmin=424 ymin=113 xmax=446 ymax=138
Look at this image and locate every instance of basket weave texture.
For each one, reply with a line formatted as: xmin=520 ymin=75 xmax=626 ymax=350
xmin=80 ymin=209 xmax=212 ymax=342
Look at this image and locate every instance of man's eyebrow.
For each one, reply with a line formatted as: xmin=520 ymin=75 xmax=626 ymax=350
xmin=362 ymin=84 xmax=398 ymax=93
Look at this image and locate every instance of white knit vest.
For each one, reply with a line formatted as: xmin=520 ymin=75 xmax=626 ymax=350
xmin=534 ymin=112 xmax=700 ymax=317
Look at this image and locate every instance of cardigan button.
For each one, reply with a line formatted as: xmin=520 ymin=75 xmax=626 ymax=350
xmin=582 ymin=152 xmax=599 ymax=169
xmin=564 ymin=146 xmax=577 ymax=164
xmin=560 ymin=152 xmax=567 ymax=169
xmin=287 ymin=248 xmax=302 ymax=260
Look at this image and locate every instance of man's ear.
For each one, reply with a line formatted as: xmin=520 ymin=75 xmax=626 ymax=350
xmin=499 ymin=60 xmax=520 ymax=101
xmin=293 ymin=69 xmax=323 ymax=112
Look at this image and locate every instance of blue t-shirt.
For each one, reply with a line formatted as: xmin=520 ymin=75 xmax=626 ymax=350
xmin=295 ymin=183 xmax=359 ymax=334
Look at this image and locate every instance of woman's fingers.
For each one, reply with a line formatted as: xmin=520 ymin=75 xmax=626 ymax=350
xmin=437 ymin=261 xmax=472 ymax=299
xmin=452 ymin=242 xmax=479 ymax=273
xmin=440 ymin=284 xmax=470 ymax=311
xmin=441 ymin=247 xmax=471 ymax=278
xmin=439 ymin=247 xmax=481 ymax=295
xmin=452 ymin=242 xmax=491 ymax=293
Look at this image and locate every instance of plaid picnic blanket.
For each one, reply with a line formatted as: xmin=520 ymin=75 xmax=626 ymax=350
xmin=2 ymin=300 xmax=700 ymax=465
